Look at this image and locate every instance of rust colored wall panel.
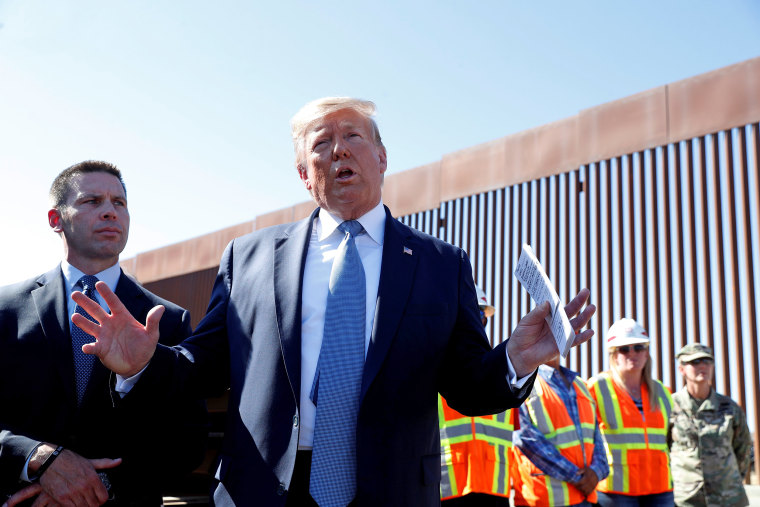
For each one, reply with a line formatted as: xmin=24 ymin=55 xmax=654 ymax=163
xmin=294 ymin=200 xmax=316 ymax=221
xmin=134 ymin=221 xmax=254 ymax=283
xmin=668 ymin=56 xmax=760 ymax=142
xmin=255 ymin=207 xmax=294 ymax=230
xmin=440 ymin=135 xmax=514 ymax=201
xmin=578 ymin=86 xmax=668 ymax=164
xmin=383 ymin=161 xmax=440 ymax=217
xmin=534 ymin=116 xmax=579 ymax=178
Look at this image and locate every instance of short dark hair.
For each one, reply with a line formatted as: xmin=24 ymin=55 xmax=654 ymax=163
xmin=49 ymin=160 xmax=126 ymax=208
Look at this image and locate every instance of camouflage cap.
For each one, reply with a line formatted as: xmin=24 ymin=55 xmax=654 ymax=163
xmin=677 ymin=343 xmax=714 ymax=363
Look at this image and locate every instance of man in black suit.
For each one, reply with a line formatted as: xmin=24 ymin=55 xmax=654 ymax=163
xmin=0 ymin=161 xmax=207 ymax=506
xmin=75 ymin=99 xmax=596 ymax=506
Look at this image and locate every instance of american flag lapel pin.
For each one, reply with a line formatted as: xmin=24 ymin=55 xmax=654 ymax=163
xmin=403 ymin=246 xmax=413 ymax=255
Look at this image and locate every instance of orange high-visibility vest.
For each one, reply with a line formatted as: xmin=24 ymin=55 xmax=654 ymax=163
xmin=438 ymin=395 xmax=514 ymax=499
xmin=512 ymin=375 xmax=598 ymax=506
xmin=587 ymin=372 xmax=673 ymax=496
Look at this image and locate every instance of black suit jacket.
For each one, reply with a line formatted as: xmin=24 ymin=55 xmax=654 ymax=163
xmin=135 ymin=206 xmax=535 ymax=506
xmin=0 ymin=266 xmax=208 ymax=504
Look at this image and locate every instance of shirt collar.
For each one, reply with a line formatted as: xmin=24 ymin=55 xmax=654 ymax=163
xmin=317 ymin=200 xmax=386 ymax=246
xmin=538 ymin=364 xmax=579 ymax=385
xmin=61 ymin=260 xmax=121 ymax=295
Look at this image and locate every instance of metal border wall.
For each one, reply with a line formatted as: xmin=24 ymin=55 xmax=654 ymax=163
xmin=399 ymin=123 xmax=760 ymax=480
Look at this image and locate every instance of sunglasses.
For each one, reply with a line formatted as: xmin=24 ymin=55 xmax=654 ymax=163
xmin=616 ymin=344 xmax=648 ymax=354
xmin=684 ymin=357 xmax=714 ymax=366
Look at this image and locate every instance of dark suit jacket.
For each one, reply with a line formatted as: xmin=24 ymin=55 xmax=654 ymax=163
xmin=0 ymin=267 xmax=208 ymax=505
xmin=136 ymin=206 xmax=535 ymax=506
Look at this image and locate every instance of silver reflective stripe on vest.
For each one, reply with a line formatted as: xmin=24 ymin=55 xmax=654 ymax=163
xmin=610 ymin=448 xmax=626 ymax=492
xmin=528 ymin=395 xmax=552 ymax=434
xmin=546 ymin=475 xmax=569 ymax=506
xmin=440 ymin=420 xmax=472 ymax=442
xmin=473 ymin=421 xmax=512 ymax=442
xmin=603 ymin=432 xmax=647 ymax=446
xmin=549 ymin=427 xmax=582 ymax=448
xmin=595 ymin=377 xmax=620 ymax=430
xmin=440 ymin=450 xmax=454 ymax=498
xmin=494 ymin=444 xmax=508 ymax=495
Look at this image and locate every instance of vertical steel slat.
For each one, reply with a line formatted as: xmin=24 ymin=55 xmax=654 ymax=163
xmin=474 ymin=194 xmax=482 ymax=283
xmin=584 ymin=165 xmax=592 ymax=378
xmin=516 ymin=184 xmax=524 ymax=319
xmin=684 ymin=140 xmax=700 ymax=344
xmin=536 ymin=178 xmax=543 ymax=264
xmin=489 ymin=191 xmax=498 ymax=345
xmin=616 ymin=157 xmax=625 ymax=318
xmin=457 ymin=198 xmax=464 ymax=250
xmin=662 ymin=145 xmax=676 ymax=390
xmin=673 ymin=142 xmax=688 ymax=352
xmin=574 ymin=170 xmax=582 ymax=374
xmin=748 ymin=122 xmax=760 ymax=482
xmin=595 ymin=162 xmax=604 ymax=376
xmin=545 ymin=178 xmax=552 ymax=284
xmin=698 ymin=137 xmax=715 ymax=351
xmin=605 ymin=160 xmax=614 ymax=341
xmin=466 ymin=196 xmax=473 ymax=261
xmin=498 ymin=188 xmax=506 ymax=344
xmin=507 ymin=185 xmax=516 ymax=337
xmin=650 ymin=149 xmax=664 ymax=380
xmin=710 ymin=133 xmax=730 ymax=394
xmin=626 ymin=154 xmax=636 ymax=318
xmin=520 ymin=181 xmax=533 ymax=317
xmin=637 ymin=152 xmax=650 ymax=344
xmin=724 ymin=130 xmax=745 ymax=408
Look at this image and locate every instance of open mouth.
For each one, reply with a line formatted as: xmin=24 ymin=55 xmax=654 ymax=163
xmin=336 ymin=168 xmax=355 ymax=180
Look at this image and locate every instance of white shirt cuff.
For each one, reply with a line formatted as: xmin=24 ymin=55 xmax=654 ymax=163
xmin=20 ymin=443 xmax=43 ymax=482
xmin=114 ymin=364 xmax=149 ymax=397
xmin=505 ymin=347 xmax=535 ymax=389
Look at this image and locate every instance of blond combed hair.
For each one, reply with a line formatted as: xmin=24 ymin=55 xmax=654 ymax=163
xmin=290 ymin=97 xmax=384 ymax=169
xmin=608 ymin=349 xmax=659 ymax=413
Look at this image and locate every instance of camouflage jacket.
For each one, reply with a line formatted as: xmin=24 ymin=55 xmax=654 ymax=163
xmin=668 ymin=388 xmax=751 ymax=506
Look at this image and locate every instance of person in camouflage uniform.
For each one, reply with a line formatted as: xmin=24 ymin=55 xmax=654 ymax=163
xmin=668 ymin=343 xmax=752 ymax=506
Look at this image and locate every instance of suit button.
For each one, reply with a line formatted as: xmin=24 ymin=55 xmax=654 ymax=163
xmin=293 ymin=415 xmax=299 ymax=428
xmin=277 ymin=482 xmax=286 ymax=495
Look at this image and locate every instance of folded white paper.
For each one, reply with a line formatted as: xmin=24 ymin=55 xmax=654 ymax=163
xmin=514 ymin=244 xmax=575 ymax=357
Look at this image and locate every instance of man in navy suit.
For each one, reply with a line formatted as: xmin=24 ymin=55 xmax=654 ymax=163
xmin=75 ymin=99 xmax=595 ymax=506
xmin=0 ymin=161 xmax=207 ymax=506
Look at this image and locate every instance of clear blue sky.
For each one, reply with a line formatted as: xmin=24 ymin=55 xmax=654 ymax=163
xmin=1 ymin=0 xmax=758 ymax=285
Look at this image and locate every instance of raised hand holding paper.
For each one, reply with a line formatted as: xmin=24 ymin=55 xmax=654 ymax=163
xmin=514 ymin=244 xmax=575 ymax=357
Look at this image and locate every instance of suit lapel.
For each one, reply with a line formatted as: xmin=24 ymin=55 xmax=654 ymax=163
xmin=31 ymin=266 xmax=77 ymax=406
xmin=361 ymin=207 xmax=419 ymax=400
xmin=273 ymin=210 xmax=317 ymax=408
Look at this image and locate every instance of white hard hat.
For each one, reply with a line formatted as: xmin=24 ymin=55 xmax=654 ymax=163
xmin=475 ymin=285 xmax=495 ymax=318
xmin=607 ymin=318 xmax=650 ymax=349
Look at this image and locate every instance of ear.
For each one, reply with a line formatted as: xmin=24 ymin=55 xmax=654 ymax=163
xmin=297 ymin=164 xmax=312 ymax=191
xmin=377 ymin=146 xmax=388 ymax=174
xmin=48 ymin=208 xmax=63 ymax=233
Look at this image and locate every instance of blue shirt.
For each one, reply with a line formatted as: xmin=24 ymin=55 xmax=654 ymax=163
xmin=514 ymin=365 xmax=608 ymax=484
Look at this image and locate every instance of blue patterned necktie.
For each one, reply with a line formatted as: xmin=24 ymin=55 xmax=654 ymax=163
xmin=71 ymin=275 xmax=100 ymax=405
xmin=309 ymin=220 xmax=366 ymax=507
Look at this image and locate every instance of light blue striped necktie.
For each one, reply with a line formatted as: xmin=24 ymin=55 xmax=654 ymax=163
xmin=71 ymin=275 xmax=99 ymax=405
xmin=310 ymin=220 xmax=366 ymax=507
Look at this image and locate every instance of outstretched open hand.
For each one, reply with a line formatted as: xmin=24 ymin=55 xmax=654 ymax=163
xmin=507 ymin=288 xmax=595 ymax=378
xmin=71 ymin=281 xmax=162 ymax=377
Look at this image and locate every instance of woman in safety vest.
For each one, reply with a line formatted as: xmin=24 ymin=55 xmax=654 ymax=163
xmin=587 ymin=318 xmax=674 ymax=507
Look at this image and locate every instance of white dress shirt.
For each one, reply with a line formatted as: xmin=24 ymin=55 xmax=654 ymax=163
xmin=297 ymin=200 xmax=531 ymax=449
xmin=298 ymin=202 xmax=386 ymax=448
